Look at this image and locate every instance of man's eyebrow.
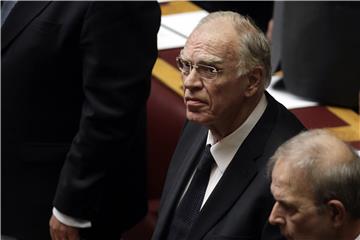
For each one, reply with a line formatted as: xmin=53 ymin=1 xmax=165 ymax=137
xmin=198 ymin=58 xmax=224 ymax=65
xmin=271 ymin=186 xmax=286 ymax=203
xmin=179 ymin=53 xmax=224 ymax=65
xmin=277 ymin=199 xmax=297 ymax=211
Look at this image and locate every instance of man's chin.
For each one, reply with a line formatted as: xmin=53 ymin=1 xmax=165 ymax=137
xmin=186 ymin=112 xmax=211 ymax=125
xmin=281 ymin=231 xmax=293 ymax=240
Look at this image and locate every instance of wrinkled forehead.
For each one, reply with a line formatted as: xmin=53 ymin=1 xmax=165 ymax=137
xmin=272 ymin=161 xmax=296 ymax=187
xmin=271 ymin=160 xmax=311 ymax=195
xmin=182 ymin=20 xmax=239 ymax=63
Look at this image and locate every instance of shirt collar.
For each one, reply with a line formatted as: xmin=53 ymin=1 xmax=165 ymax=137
xmin=355 ymin=233 xmax=360 ymax=240
xmin=206 ymin=94 xmax=267 ymax=173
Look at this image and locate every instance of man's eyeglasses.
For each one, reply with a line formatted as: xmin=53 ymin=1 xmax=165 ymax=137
xmin=176 ymin=56 xmax=223 ymax=80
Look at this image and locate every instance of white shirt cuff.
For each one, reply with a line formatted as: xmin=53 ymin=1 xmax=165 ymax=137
xmin=53 ymin=207 xmax=92 ymax=228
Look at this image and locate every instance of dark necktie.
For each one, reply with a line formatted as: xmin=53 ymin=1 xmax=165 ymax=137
xmin=167 ymin=144 xmax=214 ymax=240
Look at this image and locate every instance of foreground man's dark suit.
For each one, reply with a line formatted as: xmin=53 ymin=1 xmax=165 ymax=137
xmin=152 ymin=93 xmax=304 ymax=240
xmin=1 ymin=2 xmax=160 ymax=239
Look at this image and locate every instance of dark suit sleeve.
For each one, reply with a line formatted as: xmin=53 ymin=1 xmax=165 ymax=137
xmin=53 ymin=2 xmax=160 ymax=229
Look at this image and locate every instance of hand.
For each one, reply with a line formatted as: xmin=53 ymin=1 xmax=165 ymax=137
xmin=49 ymin=214 xmax=80 ymax=240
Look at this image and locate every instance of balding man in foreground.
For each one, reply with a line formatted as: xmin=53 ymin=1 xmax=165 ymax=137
xmin=268 ymin=129 xmax=360 ymax=240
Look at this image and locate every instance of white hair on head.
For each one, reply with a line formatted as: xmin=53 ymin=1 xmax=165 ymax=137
xmin=195 ymin=11 xmax=271 ymax=88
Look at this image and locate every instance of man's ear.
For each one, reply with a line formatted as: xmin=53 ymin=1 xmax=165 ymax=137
xmin=244 ymin=67 xmax=263 ymax=97
xmin=326 ymin=200 xmax=346 ymax=228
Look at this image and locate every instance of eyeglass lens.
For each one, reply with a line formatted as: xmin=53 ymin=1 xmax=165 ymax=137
xmin=176 ymin=57 xmax=218 ymax=80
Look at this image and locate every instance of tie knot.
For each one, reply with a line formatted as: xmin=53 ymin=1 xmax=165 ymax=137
xmin=197 ymin=144 xmax=214 ymax=171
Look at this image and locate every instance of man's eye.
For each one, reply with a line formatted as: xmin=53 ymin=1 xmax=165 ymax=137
xmin=205 ymin=67 xmax=215 ymax=73
xmin=210 ymin=67 xmax=217 ymax=73
xmin=201 ymin=65 xmax=216 ymax=73
xmin=280 ymin=202 xmax=296 ymax=214
xmin=180 ymin=60 xmax=191 ymax=69
xmin=184 ymin=62 xmax=191 ymax=68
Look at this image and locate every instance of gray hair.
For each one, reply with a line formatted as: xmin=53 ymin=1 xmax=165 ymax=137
xmin=196 ymin=11 xmax=271 ymax=87
xmin=268 ymin=129 xmax=360 ymax=219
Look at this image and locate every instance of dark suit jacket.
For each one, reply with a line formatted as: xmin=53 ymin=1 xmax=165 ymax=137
xmin=1 ymin=2 xmax=160 ymax=239
xmin=271 ymin=2 xmax=360 ymax=109
xmin=152 ymin=93 xmax=305 ymax=240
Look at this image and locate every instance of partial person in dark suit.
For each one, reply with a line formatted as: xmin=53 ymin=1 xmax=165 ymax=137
xmin=1 ymin=1 xmax=160 ymax=240
xmin=268 ymin=129 xmax=360 ymax=240
xmin=269 ymin=2 xmax=360 ymax=110
xmin=152 ymin=11 xmax=304 ymax=240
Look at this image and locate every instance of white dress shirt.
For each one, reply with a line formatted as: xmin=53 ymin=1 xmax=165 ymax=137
xmin=180 ymin=94 xmax=268 ymax=209
xmin=355 ymin=233 xmax=360 ymax=240
xmin=53 ymin=207 xmax=91 ymax=228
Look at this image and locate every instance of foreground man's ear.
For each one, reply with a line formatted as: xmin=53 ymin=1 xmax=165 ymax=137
xmin=244 ymin=67 xmax=263 ymax=97
xmin=327 ymin=199 xmax=346 ymax=228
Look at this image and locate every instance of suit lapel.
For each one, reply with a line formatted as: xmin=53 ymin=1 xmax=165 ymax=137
xmin=189 ymin=92 xmax=279 ymax=239
xmin=1 ymin=1 xmax=51 ymax=51
xmin=157 ymin=125 xmax=208 ymax=238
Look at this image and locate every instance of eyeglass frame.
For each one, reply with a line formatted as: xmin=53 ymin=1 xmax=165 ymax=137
xmin=175 ymin=56 xmax=224 ymax=80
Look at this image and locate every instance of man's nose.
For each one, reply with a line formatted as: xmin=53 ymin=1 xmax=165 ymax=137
xmin=183 ymin=68 xmax=202 ymax=89
xmin=268 ymin=202 xmax=285 ymax=226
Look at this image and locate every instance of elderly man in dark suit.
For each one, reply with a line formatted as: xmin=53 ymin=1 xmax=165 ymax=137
xmin=1 ymin=1 xmax=160 ymax=240
xmin=152 ymin=11 xmax=304 ymax=240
